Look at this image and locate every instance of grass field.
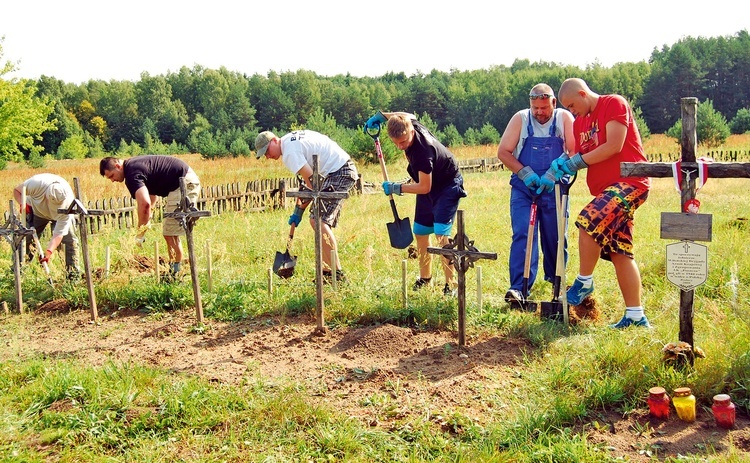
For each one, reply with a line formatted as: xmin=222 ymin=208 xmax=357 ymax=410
xmin=1 ymin=134 xmax=749 ymax=461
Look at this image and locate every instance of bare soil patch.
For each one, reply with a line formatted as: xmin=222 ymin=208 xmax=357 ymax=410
xmin=5 ymin=305 xmax=748 ymax=461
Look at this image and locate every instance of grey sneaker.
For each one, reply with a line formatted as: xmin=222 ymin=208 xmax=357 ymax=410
xmin=566 ymin=278 xmax=594 ymax=305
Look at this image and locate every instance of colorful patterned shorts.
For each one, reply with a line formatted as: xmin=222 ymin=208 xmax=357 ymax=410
xmin=575 ymin=182 xmax=649 ymax=260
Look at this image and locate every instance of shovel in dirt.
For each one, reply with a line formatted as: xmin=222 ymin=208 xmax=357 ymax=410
xmin=520 ymin=194 xmax=539 ymax=312
xmin=541 ymin=174 xmax=576 ymax=322
xmin=273 ymin=223 xmax=297 ymax=278
xmin=368 ymin=128 xmax=413 ymax=249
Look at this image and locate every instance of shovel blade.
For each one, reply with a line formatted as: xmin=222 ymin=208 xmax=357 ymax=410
xmin=273 ymin=250 xmax=297 ymax=278
xmin=387 ymin=217 xmax=414 ymax=249
xmin=540 ymin=301 xmax=564 ymax=321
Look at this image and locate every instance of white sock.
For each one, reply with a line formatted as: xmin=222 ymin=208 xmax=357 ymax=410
xmin=625 ymin=306 xmax=644 ymax=320
xmin=576 ymin=274 xmax=593 ymax=287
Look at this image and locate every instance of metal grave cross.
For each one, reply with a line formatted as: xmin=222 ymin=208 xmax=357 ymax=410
xmin=285 ymin=154 xmax=349 ymax=335
xmin=58 ymin=177 xmax=106 ymax=322
xmin=427 ymin=210 xmax=497 ymax=346
xmin=622 ymin=97 xmax=750 ymax=366
xmin=162 ymin=177 xmax=212 ymax=325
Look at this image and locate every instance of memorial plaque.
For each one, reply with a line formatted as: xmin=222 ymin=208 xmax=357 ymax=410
xmin=666 ymin=241 xmax=707 ymax=291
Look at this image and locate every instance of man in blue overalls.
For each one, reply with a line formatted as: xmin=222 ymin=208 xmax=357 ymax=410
xmin=496 ymin=83 xmax=576 ymax=307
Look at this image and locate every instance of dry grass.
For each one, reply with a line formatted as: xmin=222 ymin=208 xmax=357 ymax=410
xmin=1 ymin=134 xmax=747 ymax=207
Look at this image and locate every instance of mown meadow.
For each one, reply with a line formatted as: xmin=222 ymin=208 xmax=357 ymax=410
xmin=1 ymin=134 xmax=749 ymax=462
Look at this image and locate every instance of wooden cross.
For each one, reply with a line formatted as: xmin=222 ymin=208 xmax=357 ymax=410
xmin=622 ymin=97 xmax=750 ymax=366
xmin=57 ymin=177 xmax=106 ymax=323
xmin=162 ymin=177 xmax=212 ymax=325
xmin=285 ymin=154 xmax=349 ymax=335
xmin=427 ymin=210 xmax=497 ymax=346
xmin=0 ymin=200 xmax=37 ymax=313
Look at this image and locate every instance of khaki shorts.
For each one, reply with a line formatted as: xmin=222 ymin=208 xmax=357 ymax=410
xmin=163 ymin=168 xmax=201 ymax=236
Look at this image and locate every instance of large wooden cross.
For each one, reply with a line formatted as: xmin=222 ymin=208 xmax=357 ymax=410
xmin=427 ymin=210 xmax=497 ymax=346
xmin=58 ymin=177 xmax=106 ymax=322
xmin=162 ymin=177 xmax=212 ymax=325
xmin=622 ymin=97 xmax=750 ymax=365
xmin=285 ymin=154 xmax=349 ymax=335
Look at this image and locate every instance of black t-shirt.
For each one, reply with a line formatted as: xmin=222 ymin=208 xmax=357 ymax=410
xmin=405 ymin=120 xmax=460 ymax=194
xmin=123 ymin=155 xmax=189 ymax=198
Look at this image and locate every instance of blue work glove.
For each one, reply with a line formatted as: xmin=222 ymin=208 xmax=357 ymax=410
xmin=516 ymin=166 xmax=540 ymax=191
xmin=551 ymin=153 xmax=587 ymax=180
xmin=536 ymin=168 xmax=557 ymax=194
xmin=382 ymin=181 xmax=402 ymax=196
xmin=363 ymin=110 xmax=387 ymax=133
xmin=288 ymin=206 xmax=305 ymax=226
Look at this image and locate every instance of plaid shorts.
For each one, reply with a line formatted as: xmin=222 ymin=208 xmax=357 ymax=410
xmin=575 ymin=182 xmax=649 ymax=260
xmin=301 ymin=159 xmax=358 ymax=228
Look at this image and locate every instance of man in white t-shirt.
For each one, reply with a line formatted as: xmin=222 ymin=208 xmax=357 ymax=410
xmin=255 ymin=130 xmax=359 ymax=283
xmin=13 ymin=173 xmax=81 ymax=279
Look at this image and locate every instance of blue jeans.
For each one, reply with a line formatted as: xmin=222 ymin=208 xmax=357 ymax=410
xmin=508 ymin=186 xmax=566 ymax=292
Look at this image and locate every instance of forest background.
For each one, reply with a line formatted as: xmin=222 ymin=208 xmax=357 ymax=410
xmin=2 ymin=30 xmax=750 ymax=170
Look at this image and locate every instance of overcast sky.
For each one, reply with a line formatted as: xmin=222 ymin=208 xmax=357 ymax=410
xmin=1 ymin=0 xmax=747 ymax=84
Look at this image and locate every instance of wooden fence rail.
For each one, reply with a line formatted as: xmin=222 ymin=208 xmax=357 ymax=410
xmin=25 ymin=151 xmax=747 ymax=238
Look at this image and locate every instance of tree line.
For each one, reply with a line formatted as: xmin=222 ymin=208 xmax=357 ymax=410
xmin=1 ymin=30 xmax=749 ymax=169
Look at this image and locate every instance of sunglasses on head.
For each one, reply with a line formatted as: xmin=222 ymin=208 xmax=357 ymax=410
xmin=529 ymin=93 xmax=554 ymax=100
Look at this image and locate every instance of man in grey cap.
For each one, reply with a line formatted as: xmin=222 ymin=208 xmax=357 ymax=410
xmin=255 ymin=129 xmax=358 ymax=283
xmin=14 ymin=173 xmax=81 ymax=279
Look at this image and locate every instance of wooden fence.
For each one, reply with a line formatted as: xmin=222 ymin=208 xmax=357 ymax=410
xmin=14 ymin=152 xmax=750 ymax=238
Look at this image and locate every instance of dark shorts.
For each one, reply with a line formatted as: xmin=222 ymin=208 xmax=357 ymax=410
xmin=413 ymin=179 xmax=467 ymax=236
xmin=302 ymin=159 xmax=358 ymax=228
xmin=575 ymin=182 xmax=649 ymax=260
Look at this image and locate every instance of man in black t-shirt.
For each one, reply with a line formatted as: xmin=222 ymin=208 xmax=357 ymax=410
xmin=364 ymin=111 xmax=467 ymax=296
xmin=100 ymin=155 xmax=201 ymax=279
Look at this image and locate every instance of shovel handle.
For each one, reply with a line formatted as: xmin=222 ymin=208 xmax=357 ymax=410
xmin=285 ymin=222 xmax=297 ymax=252
xmin=372 ymin=135 xmax=391 ymax=183
xmin=558 ymin=172 xmax=577 ymax=195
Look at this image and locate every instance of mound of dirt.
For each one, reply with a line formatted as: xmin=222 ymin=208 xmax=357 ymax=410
xmin=35 ymin=298 xmax=71 ymax=313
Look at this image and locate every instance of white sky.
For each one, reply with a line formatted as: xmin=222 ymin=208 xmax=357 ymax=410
xmin=1 ymin=0 xmax=747 ymax=84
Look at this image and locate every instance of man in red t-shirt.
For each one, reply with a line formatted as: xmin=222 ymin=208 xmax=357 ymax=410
xmin=547 ymin=78 xmax=652 ymax=329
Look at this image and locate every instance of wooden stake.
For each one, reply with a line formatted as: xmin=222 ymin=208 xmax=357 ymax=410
xmin=476 ymin=265 xmax=483 ymax=315
xmin=105 ymin=246 xmax=111 ymax=278
xmin=154 ymin=241 xmax=160 ymax=283
xmin=267 ymin=268 xmax=273 ymax=296
xmin=401 ymin=259 xmax=408 ymax=309
xmin=331 ymin=249 xmax=338 ymax=290
xmin=206 ymin=240 xmax=212 ymax=292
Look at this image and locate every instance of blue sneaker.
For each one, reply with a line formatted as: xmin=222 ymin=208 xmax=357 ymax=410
xmin=566 ymin=278 xmax=594 ymax=305
xmin=610 ymin=314 xmax=652 ymax=329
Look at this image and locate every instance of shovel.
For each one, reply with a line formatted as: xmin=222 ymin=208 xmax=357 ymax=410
xmin=32 ymin=229 xmax=54 ymax=286
xmin=541 ymin=174 xmax=576 ymax=322
xmin=273 ymin=223 xmax=297 ymax=278
xmin=520 ymin=194 xmax=539 ymax=312
xmin=368 ymin=128 xmax=413 ymax=249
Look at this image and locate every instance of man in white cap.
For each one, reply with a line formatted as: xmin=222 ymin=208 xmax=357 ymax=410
xmin=255 ymin=129 xmax=358 ymax=283
xmin=13 ymin=173 xmax=80 ymax=279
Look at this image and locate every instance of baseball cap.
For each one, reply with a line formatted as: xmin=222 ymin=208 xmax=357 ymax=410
xmin=254 ymin=131 xmax=276 ymax=159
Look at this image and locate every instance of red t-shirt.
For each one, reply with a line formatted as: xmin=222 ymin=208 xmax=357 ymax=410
xmin=574 ymin=94 xmax=651 ymax=195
